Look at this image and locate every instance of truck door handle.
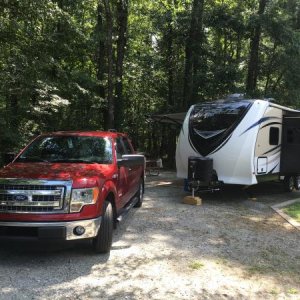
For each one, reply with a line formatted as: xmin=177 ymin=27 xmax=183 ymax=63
xmin=128 ymin=168 xmax=132 ymax=171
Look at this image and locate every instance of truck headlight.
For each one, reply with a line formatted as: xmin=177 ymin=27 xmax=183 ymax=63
xmin=70 ymin=187 xmax=99 ymax=213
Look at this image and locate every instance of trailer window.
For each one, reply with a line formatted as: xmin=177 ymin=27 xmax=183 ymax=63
xmin=269 ymin=127 xmax=279 ymax=145
xmin=190 ymin=101 xmax=251 ymax=136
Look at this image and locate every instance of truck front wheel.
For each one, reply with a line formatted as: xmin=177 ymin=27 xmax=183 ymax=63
xmin=92 ymin=201 xmax=113 ymax=254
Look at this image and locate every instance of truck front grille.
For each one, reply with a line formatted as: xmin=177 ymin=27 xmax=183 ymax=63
xmin=0 ymin=180 xmax=72 ymax=214
xmin=0 ymin=205 xmax=56 ymax=213
xmin=0 ymin=184 xmax=58 ymax=191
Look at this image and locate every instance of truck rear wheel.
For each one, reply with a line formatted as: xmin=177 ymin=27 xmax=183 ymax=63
xmin=92 ymin=201 xmax=113 ymax=254
xmin=134 ymin=179 xmax=144 ymax=208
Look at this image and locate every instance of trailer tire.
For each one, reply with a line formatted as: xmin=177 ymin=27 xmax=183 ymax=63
xmin=92 ymin=201 xmax=113 ymax=254
xmin=134 ymin=179 xmax=144 ymax=208
xmin=284 ymin=176 xmax=294 ymax=192
xmin=294 ymin=176 xmax=300 ymax=190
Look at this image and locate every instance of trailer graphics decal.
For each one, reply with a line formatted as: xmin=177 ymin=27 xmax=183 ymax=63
xmin=188 ymin=101 xmax=252 ymax=156
xmin=240 ymin=117 xmax=281 ymax=136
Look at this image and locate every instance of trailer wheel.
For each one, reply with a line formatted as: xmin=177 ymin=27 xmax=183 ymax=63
xmin=92 ymin=201 xmax=113 ymax=254
xmin=294 ymin=176 xmax=300 ymax=190
xmin=134 ymin=179 xmax=144 ymax=208
xmin=283 ymin=176 xmax=294 ymax=192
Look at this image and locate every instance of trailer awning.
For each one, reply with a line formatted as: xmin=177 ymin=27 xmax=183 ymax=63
xmin=146 ymin=112 xmax=186 ymax=125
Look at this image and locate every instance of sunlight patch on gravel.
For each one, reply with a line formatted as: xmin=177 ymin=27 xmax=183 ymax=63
xmin=0 ymin=172 xmax=300 ymax=299
xmin=39 ymin=256 xmax=293 ymax=300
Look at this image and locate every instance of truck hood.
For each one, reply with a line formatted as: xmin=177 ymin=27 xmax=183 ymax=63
xmin=0 ymin=163 xmax=114 ymax=187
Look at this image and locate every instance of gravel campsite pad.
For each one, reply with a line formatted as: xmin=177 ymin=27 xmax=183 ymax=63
xmin=0 ymin=171 xmax=300 ymax=299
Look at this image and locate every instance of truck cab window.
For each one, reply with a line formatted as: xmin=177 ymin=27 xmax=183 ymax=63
xmin=269 ymin=127 xmax=279 ymax=145
xmin=122 ymin=138 xmax=133 ymax=154
xmin=116 ymin=138 xmax=126 ymax=159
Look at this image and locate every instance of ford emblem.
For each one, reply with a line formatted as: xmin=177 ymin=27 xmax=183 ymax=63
xmin=13 ymin=194 xmax=28 ymax=201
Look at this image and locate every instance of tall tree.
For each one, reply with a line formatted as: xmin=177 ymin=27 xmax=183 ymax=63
xmin=103 ymin=0 xmax=115 ymax=129
xmin=183 ymin=0 xmax=204 ymax=108
xmin=115 ymin=0 xmax=129 ymax=130
xmin=95 ymin=2 xmax=108 ymax=130
xmin=95 ymin=2 xmax=106 ymax=102
xmin=1 ymin=0 xmax=300 ymax=165
xmin=246 ymin=0 xmax=268 ymax=95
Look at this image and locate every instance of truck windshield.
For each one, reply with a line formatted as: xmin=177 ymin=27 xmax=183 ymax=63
xmin=16 ymin=136 xmax=113 ymax=164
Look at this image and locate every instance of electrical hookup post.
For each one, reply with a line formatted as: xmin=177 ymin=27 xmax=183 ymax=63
xmin=182 ymin=157 xmax=203 ymax=206
xmin=182 ymin=156 xmax=222 ymax=205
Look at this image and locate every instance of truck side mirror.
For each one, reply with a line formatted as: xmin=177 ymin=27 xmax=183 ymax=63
xmin=3 ymin=152 xmax=16 ymax=165
xmin=117 ymin=155 xmax=145 ymax=168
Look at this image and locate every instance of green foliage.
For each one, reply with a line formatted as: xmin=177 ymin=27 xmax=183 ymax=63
xmin=283 ymin=202 xmax=300 ymax=222
xmin=0 ymin=0 xmax=103 ymax=154
xmin=189 ymin=260 xmax=205 ymax=270
xmin=0 ymin=0 xmax=300 ymax=163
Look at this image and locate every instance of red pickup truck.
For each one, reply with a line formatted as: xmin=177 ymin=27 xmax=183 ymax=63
xmin=0 ymin=131 xmax=145 ymax=253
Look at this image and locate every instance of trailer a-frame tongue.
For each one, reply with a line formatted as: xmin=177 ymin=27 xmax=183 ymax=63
xmin=280 ymin=112 xmax=300 ymax=174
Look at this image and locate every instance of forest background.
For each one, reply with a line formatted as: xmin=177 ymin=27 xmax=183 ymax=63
xmin=0 ymin=0 xmax=300 ymax=166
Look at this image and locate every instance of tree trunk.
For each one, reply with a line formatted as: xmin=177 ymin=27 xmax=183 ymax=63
xmin=236 ymin=32 xmax=242 ymax=62
xmin=183 ymin=39 xmax=193 ymax=109
xmin=166 ymin=8 xmax=175 ymax=107
xmin=246 ymin=0 xmax=268 ymax=95
xmin=9 ymin=94 xmax=19 ymax=130
xmin=272 ymin=70 xmax=285 ymax=94
xmin=115 ymin=0 xmax=129 ymax=130
xmin=167 ymin=5 xmax=178 ymax=167
xmin=183 ymin=0 xmax=204 ymax=109
xmin=95 ymin=2 xmax=107 ymax=127
xmin=296 ymin=2 xmax=300 ymax=29
xmin=264 ymin=42 xmax=277 ymax=95
xmin=103 ymin=0 xmax=114 ymax=130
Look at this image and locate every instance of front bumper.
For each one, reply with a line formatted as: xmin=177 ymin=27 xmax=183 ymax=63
xmin=0 ymin=216 xmax=102 ymax=241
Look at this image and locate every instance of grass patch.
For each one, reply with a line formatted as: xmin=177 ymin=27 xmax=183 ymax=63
xmin=247 ymin=265 xmax=271 ymax=275
xmin=283 ymin=202 xmax=300 ymax=222
xmin=216 ymin=258 xmax=229 ymax=266
xmin=189 ymin=260 xmax=204 ymax=270
xmin=269 ymin=289 xmax=280 ymax=296
xmin=287 ymin=288 xmax=298 ymax=295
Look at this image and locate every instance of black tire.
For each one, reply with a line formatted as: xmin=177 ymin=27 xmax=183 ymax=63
xmin=294 ymin=176 xmax=300 ymax=190
xmin=283 ymin=176 xmax=294 ymax=192
xmin=134 ymin=179 xmax=144 ymax=208
xmin=92 ymin=201 xmax=113 ymax=254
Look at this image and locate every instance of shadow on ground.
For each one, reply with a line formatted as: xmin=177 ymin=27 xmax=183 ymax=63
xmin=0 ymin=171 xmax=299 ymax=299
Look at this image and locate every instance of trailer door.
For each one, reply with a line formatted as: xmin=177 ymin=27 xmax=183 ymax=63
xmin=280 ymin=116 xmax=300 ymax=173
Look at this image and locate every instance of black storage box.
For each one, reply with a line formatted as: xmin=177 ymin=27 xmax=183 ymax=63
xmin=188 ymin=157 xmax=213 ymax=182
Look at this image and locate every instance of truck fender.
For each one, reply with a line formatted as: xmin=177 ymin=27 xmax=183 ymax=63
xmin=98 ymin=180 xmax=118 ymax=216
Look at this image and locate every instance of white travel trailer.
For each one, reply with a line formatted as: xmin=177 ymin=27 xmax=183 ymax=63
xmin=173 ymin=98 xmax=300 ymax=191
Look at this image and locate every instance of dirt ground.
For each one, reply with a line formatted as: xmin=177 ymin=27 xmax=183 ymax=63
xmin=0 ymin=171 xmax=300 ymax=300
